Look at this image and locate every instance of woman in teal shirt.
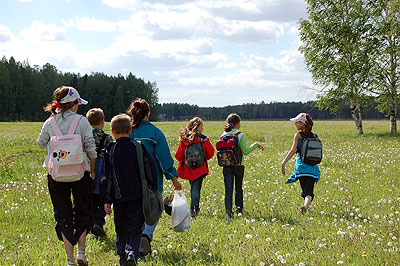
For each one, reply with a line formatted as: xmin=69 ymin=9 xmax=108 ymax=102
xmin=127 ymin=98 xmax=181 ymax=257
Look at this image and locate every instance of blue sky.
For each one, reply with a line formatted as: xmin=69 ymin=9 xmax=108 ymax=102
xmin=0 ymin=0 xmax=316 ymax=107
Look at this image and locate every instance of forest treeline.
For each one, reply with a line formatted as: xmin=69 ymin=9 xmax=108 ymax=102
xmin=0 ymin=56 xmax=159 ymax=122
xmin=0 ymin=56 xmax=392 ymax=122
xmin=159 ymin=102 xmax=387 ymax=121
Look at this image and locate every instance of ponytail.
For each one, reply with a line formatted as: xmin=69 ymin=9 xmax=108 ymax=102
xmin=127 ymin=98 xmax=150 ymax=128
xmin=224 ymin=113 xmax=241 ymax=132
xmin=302 ymin=114 xmax=314 ymax=137
xmin=43 ymin=86 xmax=77 ymax=117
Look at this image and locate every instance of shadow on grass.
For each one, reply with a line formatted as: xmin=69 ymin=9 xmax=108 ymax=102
xmin=153 ymin=245 xmax=223 ymax=265
xmin=361 ymin=132 xmax=400 ymax=139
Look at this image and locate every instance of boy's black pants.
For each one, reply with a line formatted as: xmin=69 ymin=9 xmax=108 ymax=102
xmin=91 ymin=193 xmax=106 ymax=226
xmin=114 ymin=199 xmax=144 ymax=263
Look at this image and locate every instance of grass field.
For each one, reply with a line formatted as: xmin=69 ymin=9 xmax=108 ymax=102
xmin=0 ymin=120 xmax=399 ymax=265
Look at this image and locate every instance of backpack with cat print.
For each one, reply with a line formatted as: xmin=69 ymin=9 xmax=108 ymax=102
xmin=185 ymin=142 xmax=205 ymax=168
xmin=299 ymin=132 xmax=323 ymax=165
xmin=48 ymin=114 xmax=88 ymax=182
xmin=216 ymin=132 xmax=242 ymax=167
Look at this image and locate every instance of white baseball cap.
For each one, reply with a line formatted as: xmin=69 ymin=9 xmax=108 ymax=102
xmin=59 ymin=86 xmax=88 ymax=105
xmin=290 ymin=113 xmax=308 ymax=124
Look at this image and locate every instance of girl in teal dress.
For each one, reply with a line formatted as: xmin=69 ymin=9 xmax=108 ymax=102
xmin=281 ymin=113 xmax=320 ymax=213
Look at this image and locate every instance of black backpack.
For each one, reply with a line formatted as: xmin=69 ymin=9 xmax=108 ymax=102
xmin=184 ymin=142 xmax=205 ymax=168
xmin=298 ymin=132 xmax=323 ymax=165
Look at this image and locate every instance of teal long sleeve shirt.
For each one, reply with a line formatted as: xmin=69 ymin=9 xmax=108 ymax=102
xmin=129 ymin=120 xmax=178 ymax=192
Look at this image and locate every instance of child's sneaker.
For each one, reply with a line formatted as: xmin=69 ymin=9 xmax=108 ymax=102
xmin=77 ymin=252 xmax=88 ymax=266
xmin=67 ymin=262 xmax=76 ymax=266
xmin=92 ymin=224 xmax=106 ymax=237
xmin=300 ymin=205 xmax=308 ymax=214
xmin=140 ymin=235 xmax=151 ymax=257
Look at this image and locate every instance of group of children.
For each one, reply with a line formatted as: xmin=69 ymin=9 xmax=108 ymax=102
xmin=37 ymin=86 xmax=321 ymax=266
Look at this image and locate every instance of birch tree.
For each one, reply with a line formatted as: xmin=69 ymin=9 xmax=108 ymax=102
xmin=370 ymin=0 xmax=400 ymax=133
xmin=299 ymin=0 xmax=375 ymax=134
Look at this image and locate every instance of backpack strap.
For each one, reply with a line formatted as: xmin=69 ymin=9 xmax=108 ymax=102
xmin=109 ymin=143 xmax=122 ymax=199
xmin=135 ymin=140 xmax=146 ymax=183
xmin=68 ymin=115 xmax=82 ymax=135
xmin=49 ymin=117 xmax=63 ymax=137
xmin=135 ymin=140 xmax=150 ymax=200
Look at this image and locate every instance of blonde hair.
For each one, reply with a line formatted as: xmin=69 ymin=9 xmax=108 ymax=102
xmin=86 ymin=108 xmax=104 ymax=126
xmin=224 ymin=113 xmax=241 ymax=132
xmin=111 ymin=114 xmax=132 ymax=135
xmin=126 ymin=98 xmax=150 ymax=129
xmin=179 ymin=117 xmax=203 ymax=143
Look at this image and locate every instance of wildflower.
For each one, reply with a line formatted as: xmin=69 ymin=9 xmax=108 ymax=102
xmin=167 ymin=244 xmax=172 ymax=249
xmin=193 ymin=248 xmax=197 ymax=253
xmin=246 ymin=234 xmax=252 ymax=239
xmin=337 ymin=261 xmax=344 ymax=265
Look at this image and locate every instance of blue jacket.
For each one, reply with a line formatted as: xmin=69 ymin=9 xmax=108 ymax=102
xmin=100 ymin=137 xmax=156 ymax=204
xmin=129 ymin=120 xmax=178 ymax=192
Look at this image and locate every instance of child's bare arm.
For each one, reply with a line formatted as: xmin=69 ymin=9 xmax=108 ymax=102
xmin=281 ymin=133 xmax=300 ymax=175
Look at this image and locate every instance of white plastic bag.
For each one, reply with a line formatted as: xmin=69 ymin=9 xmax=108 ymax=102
xmin=171 ymin=190 xmax=191 ymax=232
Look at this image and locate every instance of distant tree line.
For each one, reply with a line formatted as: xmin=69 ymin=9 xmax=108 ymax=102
xmin=159 ymin=101 xmax=388 ymax=121
xmin=0 ymin=56 xmax=160 ymax=122
xmin=0 ymin=56 xmax=395 ymax=123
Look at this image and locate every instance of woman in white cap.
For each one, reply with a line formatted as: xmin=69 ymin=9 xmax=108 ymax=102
xmin=281 ymin=113 xmax=321 ymax=214
xmin=37 ymin=86 xmax=96 ymax=266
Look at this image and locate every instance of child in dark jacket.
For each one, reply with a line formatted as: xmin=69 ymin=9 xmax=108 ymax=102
xmin=100 ymin=114 xmax=156 ymax=266
xmin=86 ymin=108 xmax=114 ymax=237
xmin=175 ymin=117 xmax=215 ymax=217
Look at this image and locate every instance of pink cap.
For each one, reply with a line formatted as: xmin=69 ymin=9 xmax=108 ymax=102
xmin=290 ymin=113 xmax=307 ymax=124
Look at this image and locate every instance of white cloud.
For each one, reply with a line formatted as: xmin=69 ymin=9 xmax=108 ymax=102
xmin=1 ymin=0 xmax=314 ymax=106
xmin=62 ymin=17 xmax=120 ymax=32
xmin=20 ymin=20 xmax=66 ymax=41
xmin=0 ymin=25 xmax=13 ymax=42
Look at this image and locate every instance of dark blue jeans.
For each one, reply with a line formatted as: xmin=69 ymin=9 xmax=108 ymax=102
xmin=189 ymin=175 xmax=204 ymax=217
xmin=223 ymin=166 xmax=244 ymax=217
xmin=114 ymin=199 xmax=144 ymax=265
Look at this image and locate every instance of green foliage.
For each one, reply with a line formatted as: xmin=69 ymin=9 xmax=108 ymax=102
xmin=369 ymin=0 xmax=400 ymax=129
xmin=299 ymin=0 xmax=378 ymax=133
xmin=0 ymin=57 xmax=159 ymax=122
xmin=0 ymin=121 xmax=399 ymax=265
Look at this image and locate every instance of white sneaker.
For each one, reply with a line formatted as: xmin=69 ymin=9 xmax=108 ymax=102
xmin=77 ymin=252 xmax=88 ymax=266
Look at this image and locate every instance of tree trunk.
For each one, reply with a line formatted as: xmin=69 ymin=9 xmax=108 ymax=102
xmin=350 ymin=101 xmax=363 ymax=134
xmin=390 ymin=96 xmax=397 ymax=133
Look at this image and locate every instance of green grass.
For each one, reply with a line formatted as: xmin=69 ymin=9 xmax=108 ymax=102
xmin=0 ymin=120 xmax=399 ymax=265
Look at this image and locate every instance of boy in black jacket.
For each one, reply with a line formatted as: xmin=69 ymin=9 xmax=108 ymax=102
xmin=100 ymin=114 xmax=156 ymax=266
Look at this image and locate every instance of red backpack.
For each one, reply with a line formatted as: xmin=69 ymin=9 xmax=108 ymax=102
xmin=216 ymin=132 xmax=242 ymax=167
